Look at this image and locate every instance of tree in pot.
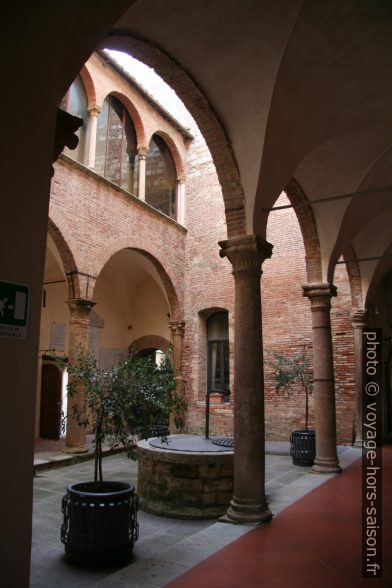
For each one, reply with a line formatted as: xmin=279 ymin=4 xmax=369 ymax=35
xmin=268 ymin=349 xmax=314 ymax=466
xmin=60 ymin=345 xmax=184 ymax=566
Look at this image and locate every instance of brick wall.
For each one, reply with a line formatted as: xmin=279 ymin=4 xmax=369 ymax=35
xmin=182 ymin=135 xmax=356 ymax=443
xmin=182 ymin=127 xmax=235 ymax=436
xmin=50 ymin=156 xmax=186 ymax=314
xmin=50 ymin=52 xmax=356 ymax=445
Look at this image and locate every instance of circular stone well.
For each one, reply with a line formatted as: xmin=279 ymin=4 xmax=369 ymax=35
xmin=137 ymin=435 xmax=234 ymax=519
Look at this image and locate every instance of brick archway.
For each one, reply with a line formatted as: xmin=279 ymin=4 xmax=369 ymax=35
xmin=80 ymin=64 xmax=97 ymax=108
xmin=101 ymin=34 xmax=246 ymax=238
xmin=284 ymin=178 xmax=322 ymax=283
xmin=342 ymin=245 xmax=363 ymax=308
xmin=198 ymin=305 xmax=229 ymax=318
xmin=91 ymin=236 xmax=181 ymax=319
xmin=47 ymin=205 xmax=84 ymax=299
xmin=133 ymin=335 xmax=172 ymax=356
xmin=365 ymin=241 xmax=392 ymax=309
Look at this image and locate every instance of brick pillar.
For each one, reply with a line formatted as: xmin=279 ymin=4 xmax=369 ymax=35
xmin=85 ymin=104 xmax=100 ymax=168
xmin=64 ymin=298 xmax=95 ymax=453
xmin=177 ymin=179 xmax=186 ymax=225
xmin=303 ymin=283 xmax=341 ymax=473
xmin=351 ymin=308 xmax=368 ymax=447
xmin=169 ymin=320 xmax=185 ymax=432
xmin=219 ymin=234 xmax=273 ymax=524
xmin=137 ymin=145 xmax=147 ymax=201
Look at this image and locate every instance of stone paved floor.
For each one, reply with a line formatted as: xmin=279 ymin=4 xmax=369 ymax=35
xmin=167 ymin=447 xmax=392 ymax=588
xmin=30 ymin=446 xmax=361 ymax=587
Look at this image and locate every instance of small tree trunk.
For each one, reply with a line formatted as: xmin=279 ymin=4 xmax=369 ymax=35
xmin=94 ymin=435 xmax=98 ymax=484
xmin=305 ymin=385 xmax=309 ymax=431
xmin=98 ymin=439 xmax=103 ymax=483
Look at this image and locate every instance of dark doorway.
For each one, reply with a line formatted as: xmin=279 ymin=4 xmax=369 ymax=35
xmin=39 ymin=364 xmax=62 ymax=439
xmin=137 ymin=347 xmax=157 ymax=361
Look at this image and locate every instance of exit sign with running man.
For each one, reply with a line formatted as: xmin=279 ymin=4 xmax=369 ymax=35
xmin=0 ymin=280 xmax=30 ymax=339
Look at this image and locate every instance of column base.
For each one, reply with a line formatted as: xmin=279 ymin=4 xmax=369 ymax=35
xmin=220 ymin=497 xmax=273 ymax=525
xmin=63 ymin=445 xmax=89 ymax=455
xmin=353 ymin=436 xmax=362 ymax=449
xmin=312 ymin=455 xmax=341 ymax=474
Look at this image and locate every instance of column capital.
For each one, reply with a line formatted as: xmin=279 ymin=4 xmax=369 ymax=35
xmin=67 ymin=298 xmax=96 ymax=313
xmin=169 ymin=320 xmax=185 ymax=337
xmin=219 ymin=234 xmax=273 ymax=274
xmin=351 ymin=308 xmax=368 ymax=328
xmin=302 ymin=283 xmax=337 ymax=308
xmin=87 ymin=104 xmax=101 ymax=116
xmin=66 ymin=271 xmax=97 ymax=301
xmin=137 ymin=144 xmax=148 ymax=159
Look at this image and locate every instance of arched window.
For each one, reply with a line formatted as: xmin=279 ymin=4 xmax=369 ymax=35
xmin=146 ymin=134 xmax=177 ymax=219
xmin=207 ymin=311 xmax=230 ymax=400
xmin=60 ymin=75 xmax=88 ymax=163
xmin=95 ymin=95 xmax=138 ymax=193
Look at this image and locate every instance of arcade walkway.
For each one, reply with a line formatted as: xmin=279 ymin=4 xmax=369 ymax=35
xmin=30 ymin=445 xmax=369 ymax=587
xmin=168 ymin=446 xmax=392 ymax=588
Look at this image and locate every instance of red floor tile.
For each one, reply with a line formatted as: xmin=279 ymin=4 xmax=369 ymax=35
xmin=166 ymin=447 xmax=392 ymax=588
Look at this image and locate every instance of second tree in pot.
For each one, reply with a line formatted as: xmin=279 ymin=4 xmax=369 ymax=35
xmin=268 ymin=349 xmax=314 ymax=466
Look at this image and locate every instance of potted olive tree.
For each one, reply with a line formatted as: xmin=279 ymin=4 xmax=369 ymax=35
xmin=60 ymin=346 xmax=184 ymax=565
xmin=268 ymin=350 xmax=314 ymax=466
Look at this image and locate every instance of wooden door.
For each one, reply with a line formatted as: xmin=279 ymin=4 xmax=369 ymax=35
xmin=39 ymin=364 xmax=62 ymax=439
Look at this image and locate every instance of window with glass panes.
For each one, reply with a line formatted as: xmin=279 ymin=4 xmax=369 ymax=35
xmin=207 ymin=311 xmax=230 ymax=400
xmin=145 ymin=134 xmax=177 ymax=219
xmin=95 ymin=95 xmax=138 ymax=193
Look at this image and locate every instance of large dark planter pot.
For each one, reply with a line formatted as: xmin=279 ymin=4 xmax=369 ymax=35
xmin=61 ymin=481 xmax=139 ymax=566
xmin=290 ymin=430 xmax=316 ymax=466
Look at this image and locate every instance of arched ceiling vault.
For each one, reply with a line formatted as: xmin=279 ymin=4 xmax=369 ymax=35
xmin=113 ymin=0 xmax=304 ymax=229
xmin=327 ymin=145 xmax=392 ymax=279
xmin=254 ymin=0 xmax=392 ymax=238
xmin=365 ymin=241 xmax=392 ymax=310
xmin=46 ymin=1 xmax=392 ymax=300
xmin=289 ymin=126 xmax=392 ymax=280
xmin=114 ymin=2 xmax=392 ymax=285
xmin=344 ymin=209 xmax=392 ymax=306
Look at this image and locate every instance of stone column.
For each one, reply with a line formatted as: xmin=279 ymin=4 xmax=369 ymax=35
xmin=351 ymin=308 xmax=368 ymax=447
xmin=219 ymin=234 xmax=273 ymax=524
xmin=85 ymin=104 xmax=100 ymax=168
xmin=302 ymin=283 xmax=341 ymax=473
xmin=137 ymin=145 xmax=147 ymax=201
xmin=169 ymin=320 xmax=186 ymax=432
xmin=64 ymin=298 xmax=95 ymax=453
xmin=176 ymin=179 xmax=186 ymax=225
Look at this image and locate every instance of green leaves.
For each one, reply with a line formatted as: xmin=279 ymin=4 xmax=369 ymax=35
xmin=267 ymin=351 xmax=312 ymax=396
xmin=64 ymin=344 xmax=186 ymax=481
xmin=266 ymin=349 xmax=313 ymax=431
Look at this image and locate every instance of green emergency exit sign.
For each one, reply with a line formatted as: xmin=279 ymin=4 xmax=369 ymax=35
xmin=0 ymin=280 xmax=29 ymax=339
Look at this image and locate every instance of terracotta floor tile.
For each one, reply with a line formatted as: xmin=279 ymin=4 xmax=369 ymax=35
xmin=166 ymin=446 xmax=392 ymax=588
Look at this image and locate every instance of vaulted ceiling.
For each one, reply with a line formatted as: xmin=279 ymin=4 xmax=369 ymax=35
xmin=107 ymin=0 xmax=392 ymax=299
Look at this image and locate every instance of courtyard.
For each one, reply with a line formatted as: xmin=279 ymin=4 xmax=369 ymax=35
xmin=31 ymin=446 xmax=361 ymax=587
